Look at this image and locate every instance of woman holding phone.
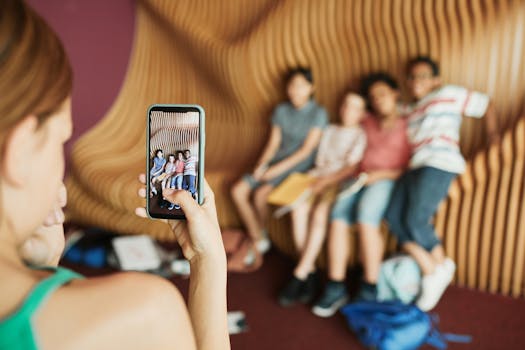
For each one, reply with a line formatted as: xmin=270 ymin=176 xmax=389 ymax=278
xmin=0 ymin=1 xmax=229 ymax=349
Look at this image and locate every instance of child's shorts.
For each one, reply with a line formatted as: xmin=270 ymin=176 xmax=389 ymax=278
xmin=330 ymin=179 xmax=395 ymax=227
xmin=243 ymin=156 xmax=315 ymax=190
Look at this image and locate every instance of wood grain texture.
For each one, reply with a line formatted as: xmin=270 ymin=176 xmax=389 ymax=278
xmin=66 ymin=0 xmax=525 ymax=297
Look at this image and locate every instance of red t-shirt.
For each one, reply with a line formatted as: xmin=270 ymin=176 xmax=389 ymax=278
xmin=174 ymin=160 xmax=185 ymax=174
xmin=359 ymin=115 xmax=410 ymax=173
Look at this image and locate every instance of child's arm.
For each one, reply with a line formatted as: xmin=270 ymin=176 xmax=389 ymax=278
xmin=483 ymin=101 xmax=499 ymax=145
xmin=459 ymin=87 xmax=499 ymax=144
xmin=253 ymin=125 xmax=281 ymax=179
xmin=310 ymin=163 xmax=359 ymax=194
xmin=365 ymin=169 xmax=403 ymax=184
xmin=261 ymin=127 xmax=323 ymax=180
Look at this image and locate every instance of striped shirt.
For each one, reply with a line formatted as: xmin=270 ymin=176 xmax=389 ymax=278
xmin=403 ymin=84 xmax=489 ymax=174
xmin=308 ymin=124 xmax=366 ymax=177
xmin=183 ymin=156 xmax=198 ymax=176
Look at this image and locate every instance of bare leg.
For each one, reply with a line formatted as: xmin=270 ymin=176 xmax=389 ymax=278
xmin=358 ymin=223 xmax=384 ymax=284
xmin=327 ymin=220 xmax=350 ymax=281
xmin=430 ymin=244 xmax=446 ymax=265
xmin=291 ymin=200 xmax=313 ymax=253
xmin=403 ymin=242 xmax=437 ymax=275
xmin=294 ymin=199 xmax=331 ymax=279
xmin=253 ymin=184 xmax=274 ymax=233
xmin=231 ymin=179 xmax=263 ymax=241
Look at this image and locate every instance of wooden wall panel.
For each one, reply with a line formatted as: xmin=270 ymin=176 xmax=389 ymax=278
xmin=66 ymin=0 xmax=525 ymax=297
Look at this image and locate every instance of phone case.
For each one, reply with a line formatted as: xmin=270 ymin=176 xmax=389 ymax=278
xmin=146 ymin=104 xmax=205 ymax=220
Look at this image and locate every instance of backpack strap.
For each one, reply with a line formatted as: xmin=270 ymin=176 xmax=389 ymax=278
xmin=426 ymin=327 xmax=472 ymax=349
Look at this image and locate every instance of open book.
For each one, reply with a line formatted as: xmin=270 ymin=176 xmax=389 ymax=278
xmin=268 ymin=172 xmax=369 ymax=218
xmin=267 ymin=173 xmax=316 ymax=218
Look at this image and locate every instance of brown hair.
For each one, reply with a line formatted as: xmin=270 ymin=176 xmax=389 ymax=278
xmin=0 ymin=0 xmax=73 ymax=145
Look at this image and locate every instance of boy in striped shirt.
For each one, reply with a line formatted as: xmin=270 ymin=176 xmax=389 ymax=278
xmin=385 ymin=56 xmax=498 ymax=311
xmin=183 ymin=149 xmax=198 ymax=199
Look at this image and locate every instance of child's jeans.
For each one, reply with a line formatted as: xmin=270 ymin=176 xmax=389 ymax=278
xmin=385 ymin=166 xmax=456 ymax=252
xmin=184 ymin=174 xmax=196 ymax=195
xmin=171 ymin=174 xmax=184 ymax=189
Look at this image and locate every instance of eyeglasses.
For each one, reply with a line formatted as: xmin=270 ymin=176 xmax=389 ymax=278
xmin=407 ymin=73 xmax=435 ymax=81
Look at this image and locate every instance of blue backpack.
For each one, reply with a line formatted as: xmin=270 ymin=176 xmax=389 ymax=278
xmin=340 ymin=301 xmax=471 ymax=350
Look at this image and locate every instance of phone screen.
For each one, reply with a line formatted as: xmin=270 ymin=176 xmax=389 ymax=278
xmin=147 ymin=104 xmax=205 ymax=220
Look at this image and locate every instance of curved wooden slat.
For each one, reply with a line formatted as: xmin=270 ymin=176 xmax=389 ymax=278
xmin=66 ymin=0 xmax=525 ymax=297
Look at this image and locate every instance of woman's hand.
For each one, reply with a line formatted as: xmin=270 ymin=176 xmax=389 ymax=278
xmin=135 ymin=174 xmax=225 ymax=265
xmin=19 ymin=183 xmax=67 ymax=267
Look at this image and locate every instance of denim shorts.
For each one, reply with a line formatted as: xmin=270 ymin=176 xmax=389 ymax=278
xmin=330 ymin=179 xmax=395 ymax=227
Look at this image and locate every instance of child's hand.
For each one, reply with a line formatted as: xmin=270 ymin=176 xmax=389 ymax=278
xmin=311 ymin=177 xmax=328 ymax=195
xmin=135 ymin=174 xmax=225 ymax=265
xmin=19 ymin=183 xmax=67 ymax=266
xmin=252 ymin=164 xmax=268 ymax=181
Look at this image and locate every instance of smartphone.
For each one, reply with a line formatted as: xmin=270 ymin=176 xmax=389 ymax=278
xmin=147 ymin=104 xmax=205 ymax=220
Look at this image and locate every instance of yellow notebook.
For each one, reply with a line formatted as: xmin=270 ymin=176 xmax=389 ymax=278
xmin=267 ymin=172 xmax=315 ymax=206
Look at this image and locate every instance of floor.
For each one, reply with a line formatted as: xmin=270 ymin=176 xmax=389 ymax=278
xmin=63 ymin=247 xmax=525 ymax=350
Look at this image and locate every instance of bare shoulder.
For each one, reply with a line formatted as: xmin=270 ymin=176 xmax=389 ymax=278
xmin=35 ymin=272 xmax=196 ymax=350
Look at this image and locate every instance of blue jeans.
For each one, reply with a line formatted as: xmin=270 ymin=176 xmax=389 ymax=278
xmin=183 ymin=175 xmax=196 ymax=195
xmin=385 ymin=166 xmax=456 ymax=251
xmin=171 ymin=174 xmax=184 ymax=189
xmin=330 ymin=179 xmax=395 ymax=227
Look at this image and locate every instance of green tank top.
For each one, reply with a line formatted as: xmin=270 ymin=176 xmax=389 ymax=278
xmin=0 ymin=267 xmax=83 ymax=350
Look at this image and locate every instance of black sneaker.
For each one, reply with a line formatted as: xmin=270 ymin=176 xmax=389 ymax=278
xmin=278 ymin=276 xmax=307 ymax=307
xmin=354 ymin=281 xmax=378 ymax=302
xmin=299 ymin=271 xmax=320 ymax=304
xmin=311 ymin=281 xmax=349 ymax=318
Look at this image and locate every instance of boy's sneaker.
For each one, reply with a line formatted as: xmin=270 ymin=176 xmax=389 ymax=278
xmin=300 ymin=271 xmax=320 ymax=304
xmin=256 ymin=230 xmax=271 ymax=254
xmin=311 ymin=281 xmax=349 ymax=318
xmin=355 ymin=281 xmax=378 ymax=302
xmin=441 ymin=258 xmax=456 ymax=279
xmin=416 ymin=261 xmax=455 ymax=311
xmin=256 ymin=237 xmax=271 ymax=254
xmin=278 ymin=276 xmax=307 ymax=307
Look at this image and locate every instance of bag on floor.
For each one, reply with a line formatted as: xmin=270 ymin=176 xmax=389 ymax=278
xmin=340 ymin=301 xmax=471 ymax=350
xmin=377 ymin=255 xmax=421 ymax=304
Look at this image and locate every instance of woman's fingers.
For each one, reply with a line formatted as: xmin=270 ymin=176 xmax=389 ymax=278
xmin=139 ymin=173 xmax=146 ymax=184
xmin=138 ymin=187 xmax=146 ymax=198
xmin=58 ymin=183 xmax=67 ymax=207
xmin=42 ymin=183 xmax=68 ymax=227
xmin=163 ymin=189 xmax=202 ymax=220
xmin=135 ymin=207 xmax=148 ymax=218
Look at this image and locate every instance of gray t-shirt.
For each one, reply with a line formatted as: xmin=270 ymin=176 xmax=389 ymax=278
xmin=271 ymin=100 xmax=328 ymax=163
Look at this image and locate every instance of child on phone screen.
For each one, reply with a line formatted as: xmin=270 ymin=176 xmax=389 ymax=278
xmin=170 ymin=151 xmax=185 ymax=190
xmin=183 ymin=149 xmax=198 ymax=199
xmin=150 ymin=149 xmax=166 ymax=196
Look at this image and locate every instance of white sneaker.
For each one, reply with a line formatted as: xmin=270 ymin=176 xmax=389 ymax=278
xmin=255 ymin=230 xmax=271 ymax=254
xmin=441 ymin=258 xmax=456 ymax=279
xmin=256 ymin=237 xmax=271 ymax=254
xmin=416 ymin=264 xmax=453 ymax=311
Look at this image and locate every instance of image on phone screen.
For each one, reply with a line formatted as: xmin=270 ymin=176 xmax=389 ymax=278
xmin=147 ymin=104 xmax=204 ymax=219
